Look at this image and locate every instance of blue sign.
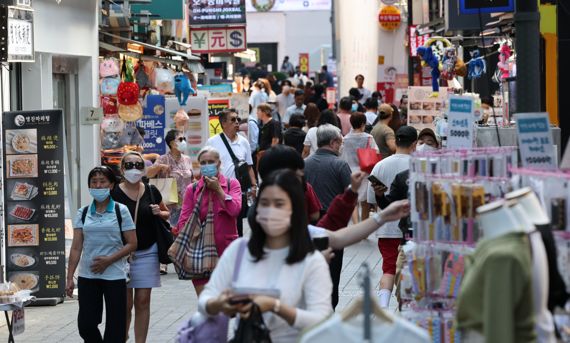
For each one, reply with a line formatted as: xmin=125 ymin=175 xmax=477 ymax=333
xmin=517 ymin=118 xmax=549 ymax=134
xmin=459 ymin=0 xmax=514 ymax=15
xmin=450 ymin=98 xmax=473 ymax=113
xmin=138 ymin=95 xmax=166 ymax=155
xmin=198 ymin=84 xmax=233 ymax=93
xmin=515 ymin=113 xmax=556 ymax=170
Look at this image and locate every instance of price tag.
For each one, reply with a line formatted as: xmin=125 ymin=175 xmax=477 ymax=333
xmin=12 ymin=308 xmax=25 ymax=336
xmin=515 ymin=112 xmax=556 ymax=170
xmin=446 ymin=95 xmax=475 ymax=149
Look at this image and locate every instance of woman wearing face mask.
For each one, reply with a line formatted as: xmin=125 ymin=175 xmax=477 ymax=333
xmin=111 ymin=151 xmax=170 ymax=343
xmin=67 ymin=166 xmax=137 ymax=342
xmin=200 ymin=169 xmax=332 ymax=343
xmin=176 ymin=146 xmax=242 ymax=296
xmin=416 ymin=128 xmax=440 ymax=152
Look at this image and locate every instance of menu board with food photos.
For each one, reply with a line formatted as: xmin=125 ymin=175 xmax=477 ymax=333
xmin=2 ymin=110 xmax=65 ymax=299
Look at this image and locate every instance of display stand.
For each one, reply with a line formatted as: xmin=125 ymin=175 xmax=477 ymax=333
xmin=1 ymin=298 xmax=34 ymax=343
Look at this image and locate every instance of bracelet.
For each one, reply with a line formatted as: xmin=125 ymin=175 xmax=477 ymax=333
xmin=372 ymin=212 xmax=383 ymax=226
xmin=273 ymin=299 xmax=281 ymax=313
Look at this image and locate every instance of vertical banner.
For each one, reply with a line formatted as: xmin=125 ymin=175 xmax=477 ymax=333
xmin=139 ymin=95 xmax=166 ymax=155
xmin=447 ymin=95 xmax=475 ymax=149
xmin=2 ymin=110 xmax=65 ymax=299
xmin=299 ymin=53 xmax=309 ymax=74
xmin=515 ymin=112 xmax=557 ymax=170
xmin=407 ymin=86 xmax=449 ymax=131
xmin=208 ymin=98 xmax=230 ymax=137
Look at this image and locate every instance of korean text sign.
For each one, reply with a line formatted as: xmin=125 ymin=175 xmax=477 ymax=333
xmin=189 ymin=0 xmax=246 ymax=25
xmin=2 ymin=110 xmax=65 ymax=298
xmin=515 ymin=112 xmax=556 ymax=170
xmin=139 ymin=95 xmax=166 ymax=155
xmin=447 ymin=96 xmax=475 ymax=149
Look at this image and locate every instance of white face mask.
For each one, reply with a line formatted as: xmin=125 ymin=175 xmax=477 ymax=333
xmin=416 ymin=143 xmax=437 ymax=153
xmin=124 ymin=169 xmax=144 ymax=184
xmin=176 ymin=141 xmax=188 ymax=153
xmin=256 ymin=207 xmax=292 ymax=238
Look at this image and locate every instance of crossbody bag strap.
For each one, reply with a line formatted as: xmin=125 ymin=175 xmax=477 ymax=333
xmin=220 ymin=133 xmax=240 ymax=166
xmin=133 ymin=183 xmax=143 ymax=226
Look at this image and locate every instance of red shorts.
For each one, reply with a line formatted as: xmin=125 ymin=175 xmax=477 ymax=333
xmin=378 ymin=238 xmax=401 ymax=275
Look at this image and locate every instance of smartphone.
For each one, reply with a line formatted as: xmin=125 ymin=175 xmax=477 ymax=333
xmin=312 ymin=236 xmax=329 ymax=251
xmin=228 ymin=295 xmax=251 ymax=305
xmin=368 ymin=175 xmax=387 ymax=189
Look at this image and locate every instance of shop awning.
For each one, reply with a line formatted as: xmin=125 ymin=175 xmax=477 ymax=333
xmin=99 ymin=32 xmax=201 ymax=61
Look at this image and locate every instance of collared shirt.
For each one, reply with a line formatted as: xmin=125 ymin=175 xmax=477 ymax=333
xmin=364 ymin=111 xmax=378 ymax=126
xmin=206 ymin=132 xmax=253 ymax=179
xmin=248 ymin=115 xmax=260 ymax=152
xmin=73 ymin=199 xmax=135 ymax=280
xmin=304 ymin=149 xmax=352 ymax=210
xmin=283 ymin=104 xmax=307 ymax=125
xmin=277 ymin=93 xmax=295 ymax=118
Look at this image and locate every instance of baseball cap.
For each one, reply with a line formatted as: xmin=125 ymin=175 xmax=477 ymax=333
xmin=378 ymin=103 xmax=394 ymax=116
xmin=418 ymin=128 xmax=438 ymax=145
xmin=396 ymin=126 xmax=418 ymax=144
xmin=349 ymin=87 xmax=363 ymax=100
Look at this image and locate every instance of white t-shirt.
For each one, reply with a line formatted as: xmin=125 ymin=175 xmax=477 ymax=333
xmin=303 ymin=127 xmax=319 ymax=156
xmin=365 ymin=111 xmax=378 ymax=126
xmin=206 ymin=133 xmax=253 ymax=179
xmin=367 ymin=153 xmax=411 ymax=238
xmin=199 ymin=238 xmax=333 ymax=343
xmin=358 ymin=87 xmax=372 ymax=104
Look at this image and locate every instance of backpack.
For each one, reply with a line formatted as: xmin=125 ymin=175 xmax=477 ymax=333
xmin=81 ymin=203 xmax=125 ymax=244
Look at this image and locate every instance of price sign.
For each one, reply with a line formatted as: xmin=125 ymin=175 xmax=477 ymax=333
xmin=515 ymin=112 xmax=556 ymax=170
xmin=447 ymin=95 xmax=475 ymax=149
xmin=12 ymin=308 xmax=25 ymax=336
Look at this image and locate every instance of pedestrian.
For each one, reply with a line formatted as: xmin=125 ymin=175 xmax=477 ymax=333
xmin=256 ymin=103 xmax=283 ymax=165
xmin=388 ymin=104 xmax=403 ymax=133
xmin=283 ymin=114 xmax=307 ymax=154
xmin=146 ymin=129 xmax=194 ymax=274
xmin=303 ymin=103 xmax=321 ymax=133
xmin=340 ymin=112 xmax=379 ymax=222
xmin=320 ymin=65 xmax=334 ymax=88
xmin=366 ymin=126 xmax=418 ymax=309
xmin=348 ymin=88 xmax=366 ymax=112
xmin=261 ymin=78 xmax=277 ymax=103
xmin=205 ymin=109 xmax=257 ymax=237
xmin=176 ymin=146 xmax=242 ymax=296
xmin=283 ymin=90 xmax=306 ymax=127
xmin=371 ymin=104 xmax=397 ymax=158
xmin=355 ymin=74 xmax=372 ymax=104
xmin=199 ymin=169 xmax=333 ymax=343
xmin=302 ymin=109 xmax=339 ymax=158
xmin=248 ymin=80 xmax=268 ymax=164
xmin=337 ymin=97 xmax=353 ymax=136
xmin=304 ymin=124 xmax=352 ymax=309
xmin=111 ymin=151 xmax=170 ymax=342
xmin=363 ymin=97 xmax=379 ymax=128
xmin=267 ymin=74 xmax=281 ymax=95
xmin=276 ymin=84 xmax=295 ymax=120
xmin=280 ymin=56 xmax=295 ymax=74
xmin=67 ymin=166 xmax=137 ymax=343
xmin=306 ymin=84 xmax=329 ymax=112
xmin=417 ymin=128 xmax=440 ymax=152
xmin=303 ymin=81 xmax=315 ymax=104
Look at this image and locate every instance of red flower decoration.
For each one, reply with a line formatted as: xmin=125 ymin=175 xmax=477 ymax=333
xmin=117 ymin=81 xmax=140 ymax=105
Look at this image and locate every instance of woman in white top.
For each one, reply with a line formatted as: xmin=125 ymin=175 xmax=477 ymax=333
xmin=340 ymin=112 xmax=379 ymax=223
xmin=302 ymin=109 xmax=340 ymax=159
xmin=199 ymin=169 xmax=332 ymax=343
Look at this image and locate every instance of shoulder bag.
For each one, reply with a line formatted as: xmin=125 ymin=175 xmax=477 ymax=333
xmin=147 ymin=183 xmax=175 ymax=264
xmin=357 ymin=137 xmax=382 ymax=175
xmin=220 ymin=133 xmax=252 ymax=191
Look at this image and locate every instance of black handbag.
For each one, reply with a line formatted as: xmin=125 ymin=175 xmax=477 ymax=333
xmin=230 ymin=303 xmax=272 ymax=343
xmin=220 ymin=133 xmax=252 ymax=191
xmin=146 ymin=183 xmax=175 ymax=264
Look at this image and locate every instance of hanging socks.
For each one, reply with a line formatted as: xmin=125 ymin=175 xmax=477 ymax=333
xmin=378 ymin=289 xmax=392 ymax=308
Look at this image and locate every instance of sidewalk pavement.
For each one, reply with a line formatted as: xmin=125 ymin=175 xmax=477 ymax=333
xmin=0 ymin=236 xmax=390 ymax=342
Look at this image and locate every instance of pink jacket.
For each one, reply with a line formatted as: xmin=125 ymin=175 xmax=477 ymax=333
xmin=175 ymin=174 xmax=242 ymax=256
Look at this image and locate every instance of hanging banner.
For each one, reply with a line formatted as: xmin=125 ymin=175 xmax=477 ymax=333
xmin=138 ymin=95 xmax=166 ymax=155
xmin=190 ymin=27 xmax=247 ymax=53
xmin=515 ymin=112 xmax=557 ymax=170
xmin=189 ymin=0 xmax=246 ymax=25
xmin=164 ymin=96 xmax=209 ymax=160
xmin=447 ymin=95 xmax=475 ymax=149
xmin=2 ymin=110 xmax=65 ymax=299
xmin=299 ymin=53 xmax=309 ymax=74
xmin=409 ymin=25 xmax=430 ymax=57
xmin=2 ymin=6 xmax=35 ymax=62
xmin=207 ymin=98 xmax=230 ymax=137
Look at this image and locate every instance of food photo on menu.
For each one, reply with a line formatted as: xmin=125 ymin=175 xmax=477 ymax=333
xmin=8 ymin=271 xmax=40 ymax=293
xmin=8 ymin=249 xmax=37 ymax=270
xmin=4 ymin=129 xmax=38 ymax=155
xmin=6 ymin=154 xmax=39 ymax=178
xmin=8 ymin=203 xmax=37 ymax=222
xmin=7 ymin=224 xmax=39 ymax=247
xmin=9 ymin=180 xmax=39 ymax=201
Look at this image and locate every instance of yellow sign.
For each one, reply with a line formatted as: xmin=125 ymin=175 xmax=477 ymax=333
xmin=378 ymin=5 xmax=401 ymax=31
xmin=299 ymin=53 xmax=309 ymax=73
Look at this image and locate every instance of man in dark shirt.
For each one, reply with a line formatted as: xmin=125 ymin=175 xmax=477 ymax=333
xmin=304 ymin=123 xmax=351 ymax=310
xmin=283 ymin=114 xmax=307 ymax=154
xmin=257 ymin=103 xmax=283 ymax=153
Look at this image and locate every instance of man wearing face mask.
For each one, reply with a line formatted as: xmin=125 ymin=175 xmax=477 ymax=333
xmin=304 ymin=124 xmax=352 ymax=309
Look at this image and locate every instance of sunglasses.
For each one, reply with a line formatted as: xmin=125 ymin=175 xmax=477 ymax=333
xmin=177 ymin=137 xmax=186 ymax=142
xmin=227 ymin=117 xmax=239 ymax=123
xmin=123 ymin=161 xmax=145 ymax=170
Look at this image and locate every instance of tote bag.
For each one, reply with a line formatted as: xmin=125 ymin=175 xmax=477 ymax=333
xmin=357 ymin=137 xmax=382 ymax=174
xmin=149 ymin=177 xmax=178 ymax=205
xmin=168 ymin=185 xmax=219 ymax=280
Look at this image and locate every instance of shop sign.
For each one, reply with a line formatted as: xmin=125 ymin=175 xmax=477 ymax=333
xmin=4 ymin=6 xmax=34 ymax=62
xmin=378 ymin=5 xmax=401 ymax=31
xmin=447 ymin=95 xmax=475 ymax=149
xmin=190 ymin=27 xmax=246 ymax=54
xmin=381 ymin=0 xmax=398 ymax=4
xmin=515 ymin=112 xmax=556 ymax=170
xmin=2 ymin=110 xmax=66 ymax=299
xmin=409 ymin=25 xmax=430 ymax=57
xmin=132 ymin=0 xmax=184 ymax=20
xmin=189 ymin=0 xmax=246 ymax=25
xmin=208 ymin=98 xmax=230 ymax=137
xmin=80 ymin=107 xmax=103 ymax=125
xmin=247 ymin=0 xmax=331 ymax=12
xmin=459 ymin=0 xmax=514 ymax=15
xmin=326 ymin=87 xmax=336 ymax=109
xmin=299 ymin=53 xmax=309 ymax=74
xmin=12 ymin=309 xmax=24 ymax=336
xmin=139 ymin=95 xmax=166 ymax=155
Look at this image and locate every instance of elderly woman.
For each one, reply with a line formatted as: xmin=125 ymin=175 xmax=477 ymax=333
xmin=176 ymin=146 xmax=242 ymax=296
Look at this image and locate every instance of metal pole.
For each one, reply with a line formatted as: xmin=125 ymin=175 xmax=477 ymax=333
xmin=408 ymin=0 xmax=414 ymax=86
xmin=515 ymin=0 xmax=541 ymax=113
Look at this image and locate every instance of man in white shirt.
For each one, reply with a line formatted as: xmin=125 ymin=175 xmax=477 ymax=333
xmin=206 ymin=109 xmax=258 ymax=236
xmin=366 ymin=126 xmax=417 ymax=309
xmin=283 ymin=90 xmax=306 ymax=127
xmin=276 ymin=82 xmax=295 ymax=119
xmin=355 ymin=74 xmax=372 ymax=104
xmin=363 ymin=98 xmax=378 ymax=127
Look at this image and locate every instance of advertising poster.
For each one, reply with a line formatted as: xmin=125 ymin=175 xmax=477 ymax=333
xmin=447 ymin=95 xmax=475 ymax=149
xmin=208 ymin=98 xmax=230 ymax=137
xmin=2 ymin=110 xmax=65 ymax=299
xmin=139 ymin=95 xmax=166 ymax=155
xmin=407 ymin=86 xmax=449 ymax=131
xmin=164 ymin=96 xmax=209 ymax=159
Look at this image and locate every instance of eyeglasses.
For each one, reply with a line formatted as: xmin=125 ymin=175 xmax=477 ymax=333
xmin=177 ymin=137 xmax=186 ymax=142
xmin=227 ymin=117 xmax=239 ymax=123
xmin=123 ymin=161 xmax=145 ymax=170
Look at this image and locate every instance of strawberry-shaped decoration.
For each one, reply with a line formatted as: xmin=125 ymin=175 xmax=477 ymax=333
xmin=117 ymin=57 xmax=140 ymax=106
